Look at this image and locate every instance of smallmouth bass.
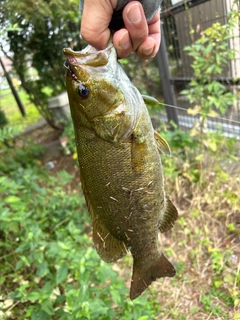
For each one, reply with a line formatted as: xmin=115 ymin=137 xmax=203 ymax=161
xmin=63 ymin=44 xmax=178 ymax=300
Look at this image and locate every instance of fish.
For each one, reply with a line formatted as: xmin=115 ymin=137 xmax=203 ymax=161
xmin=63 ymin=43 xmax=178 ymax=300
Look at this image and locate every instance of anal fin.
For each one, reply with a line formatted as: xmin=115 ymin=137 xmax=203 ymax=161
xmin=130 ymin=252 xmax=175 ymax=300
xmin=92 ymin=218 xmax=128 ymax=263
xmin=159 ymin=197 xmax=178 ymax=233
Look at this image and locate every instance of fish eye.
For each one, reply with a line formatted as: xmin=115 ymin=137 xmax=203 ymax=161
xmin=78 ymin=84 xmax=89 ymax=99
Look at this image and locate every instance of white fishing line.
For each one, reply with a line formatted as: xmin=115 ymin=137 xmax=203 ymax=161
xmin=158 ymin=102 xmax=240 ymax=126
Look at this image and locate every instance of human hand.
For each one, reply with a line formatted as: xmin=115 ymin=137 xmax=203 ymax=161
xmin=80 ymin=0 xmax=160 ymax=60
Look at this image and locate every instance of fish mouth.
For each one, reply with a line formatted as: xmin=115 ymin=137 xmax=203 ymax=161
xmin=63 ymin=45 xmax=114 ymax=70
xmin=63 ymin=59 xmax=79 ymax=82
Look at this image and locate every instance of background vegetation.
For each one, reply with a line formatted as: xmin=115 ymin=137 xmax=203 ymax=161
xmin=0 ymin=114 xmax=239 ymax=320
xmin=0 ymin=1 xmax=240 ymax=319
xmin=1 ymin=0 xmax=81 ymax=128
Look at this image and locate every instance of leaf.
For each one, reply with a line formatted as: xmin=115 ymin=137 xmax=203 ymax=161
xmin=224 ymin=273 xmax=235 ymax=285
xmin=36 ymin=261 xmax=49 ymax=277
xmin=27 ymin=291 xmax=41 ymax=302
xmin=204 ymin=42 xmax=213 ymax=54
xmin=205 ymin=64 xmax=216 ymax=74
xmin=187 ymin=106 xmax=201 ymax=116
xmin=213 ymin=278 xmax=223 ymax=289
xmin=111 ymin=289 xmax=122 ymax=305
xmin=183 ymin=45 xmax=192 ymax=51
xmin=190 ymin=128 xmax=199 ymax=137
xmin=73 ymin=152 xmax=78 ymax=160
xmin=205 ymin=140 xmax=217 ymax=152
xmin=0 ymin=208 xmax=11 ymax=221
xmin=234 ymin=312 xmax=240 ymax=319
xmin=57 ymin=170 xmax=73 ymax=185
xmin=208 ymin=110 xmax=219 ymax=117
xmin=16 ymin=259 xmax=24 ymax=271
xmin=31 ymin=309 xmax=51 ymax=320
xmin=5 ymin=195 xmax=21 ymax=204
xmin=0 ymin=126 xmax=23 ymax=142
xmin=56 ymin=262 xmax=68 ymax=284
xmin=41 ymin=299 xmax=54 ymax=315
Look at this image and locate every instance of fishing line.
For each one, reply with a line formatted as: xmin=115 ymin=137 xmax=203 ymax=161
xmin=158 ymin=102 xmax=240 ymax=126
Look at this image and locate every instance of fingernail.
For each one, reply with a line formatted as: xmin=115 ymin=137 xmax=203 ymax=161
xmin=119 ymin=32 xmax=131 ymax=50
xmin=127 ymin=4 xmax=142 ymax=24
xmin=142 ymin=45 xmax=155 ymax=57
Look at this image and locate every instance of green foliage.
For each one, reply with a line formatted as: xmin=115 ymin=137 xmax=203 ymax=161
xmin=0 ymin=109 xmax=8 ymax=128
xmin=0 ymin=125 xmax=23 ymax=148
xmin=181 ymin=6 xmax=239 ymax=135
xmin=0 ymin=140 xmax=163 ymax=319
xmin=60 ymin=119 xmax=77 ymax=155
xmin=0 ymin=139 xmax=44 ymax=173
xmin=1 ymin=0 xmax=81 ymax=128
xmin=161 ymin=122 xmax=197 ymax=151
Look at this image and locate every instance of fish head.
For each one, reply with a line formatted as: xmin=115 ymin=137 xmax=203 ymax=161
xmin=63 ymin=44 xmax=124 ymax=121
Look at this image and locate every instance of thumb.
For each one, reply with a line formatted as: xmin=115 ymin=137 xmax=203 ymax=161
xmin=80 ymin=0 xmax=116 ymax=49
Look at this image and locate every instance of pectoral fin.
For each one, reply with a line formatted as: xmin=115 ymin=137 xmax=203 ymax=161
xmin=131 ymin=130 xmax=146 ymax=172
xmin=154 ymin=131 xmax=171 ymax=156
xmin=158 ymin=197 xmax=178 ymax=233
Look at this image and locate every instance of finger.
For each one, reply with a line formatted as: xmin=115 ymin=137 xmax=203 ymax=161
xmin=148 ymin=10 xmax=161 ymax=53
xmin=122 ymin=2 xmax=148 ymax=51
xmin=80 ymin=0 xmax=116 ymax=50
xmin=113 ymin=29 xmax=132 ymax=59
xmin=135 ymin=37 xmax=157 ymax=60
xmin=136 ymin=11 xmax=161 ymax=59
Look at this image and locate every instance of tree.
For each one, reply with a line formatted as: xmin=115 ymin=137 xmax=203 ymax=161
xmin=0 ymin=0 xmax=82 ymax=128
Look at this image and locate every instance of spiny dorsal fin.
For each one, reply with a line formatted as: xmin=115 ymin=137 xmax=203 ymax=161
xmin=142 ymin=94 xmax=160 ymax=107
xmin=154 ymin=131 xmax=171 ymax=156
xmin=159 ymin=197 xmax=178 ymax=233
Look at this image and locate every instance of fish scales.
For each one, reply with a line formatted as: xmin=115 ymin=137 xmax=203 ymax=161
xmin=76 ymin=125 xmax=162 ymax=241
xmin=63 ymin=43 xmax=178 ymax=300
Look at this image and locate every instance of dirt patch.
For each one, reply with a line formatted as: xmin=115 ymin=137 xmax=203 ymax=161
xmin=24 ymin=124 xmax=62 ymax=145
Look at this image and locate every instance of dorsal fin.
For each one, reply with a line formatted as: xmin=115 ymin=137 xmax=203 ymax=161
xmin=154 ymin=131 xmax=171 ymax=156
xmin=159 ymin=197 xmax=178 ymax=233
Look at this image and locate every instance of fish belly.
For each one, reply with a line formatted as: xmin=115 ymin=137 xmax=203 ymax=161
xmin=75 ymin=124 xmax=165 ymax=250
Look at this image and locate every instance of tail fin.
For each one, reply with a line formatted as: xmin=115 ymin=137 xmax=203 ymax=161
xmin=130 ymin=253 xmax=175 ymax=300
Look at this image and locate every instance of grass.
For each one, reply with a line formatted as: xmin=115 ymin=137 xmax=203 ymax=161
xmin=0 ymin=87 xmax=42 ymax=128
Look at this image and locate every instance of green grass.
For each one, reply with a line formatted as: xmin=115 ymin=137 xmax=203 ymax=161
xmin=0 ymin=87 xmax=42 ymax=128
